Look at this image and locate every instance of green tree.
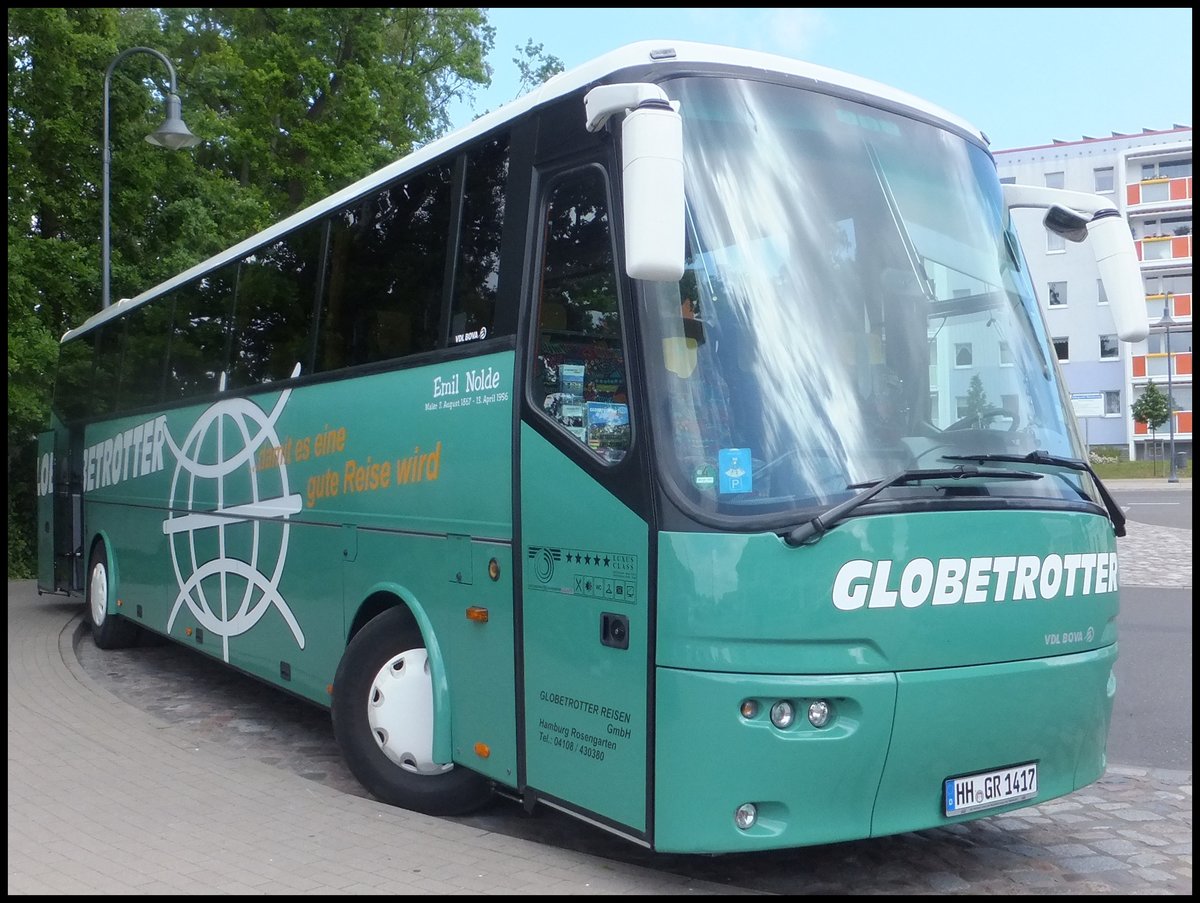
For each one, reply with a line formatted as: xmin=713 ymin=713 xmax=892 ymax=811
xmin=512 ymin=39 xmax=564 ymax=99
xmin=7 ymin=7 xmax=500 ymax=575
xmin=1131 ymin=380 xmax=1171 ymax=471
xmin=963 ymin=373 xmax=990 ymax=422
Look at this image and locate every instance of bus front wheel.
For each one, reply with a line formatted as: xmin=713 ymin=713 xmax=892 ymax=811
xmin=331 ymin=606 xmax=492 ymax=816
xmin=86 ymin=541 xmax=140 ymax=649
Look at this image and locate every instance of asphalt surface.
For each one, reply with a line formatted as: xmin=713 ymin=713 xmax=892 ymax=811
xmin=7 ymin=480 xmax=1192 ymax=894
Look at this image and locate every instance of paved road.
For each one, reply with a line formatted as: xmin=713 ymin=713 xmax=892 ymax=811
xmin=8 ymin=480 xmax=1192 ymax=894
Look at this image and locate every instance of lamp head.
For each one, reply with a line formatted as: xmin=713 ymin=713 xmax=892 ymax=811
xmin=1153 ymin=298 xmax=1175 ymax=330
xmin=145 ymin=93 xmax=201 ymax=150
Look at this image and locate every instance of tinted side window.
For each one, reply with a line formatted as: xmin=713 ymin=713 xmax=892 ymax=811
xmin=228 ymin=222 xmax=324 ymax=389
xmin=53 ymin=331 xmax=98 ymax=422
xmin=165 ymin=266 xmax=235 ymax=400
xmin=91 ymin=324 xmax=121 ymax=416
xmin=116 ymin=301 xmax=171 ymax=411
xmin=532 ymin=166 xmax=629 ymax=463
xmin=450 ymin=135 xmax=509 ymax=345
xmin=318 ymin=163 xmax=452 ymax=371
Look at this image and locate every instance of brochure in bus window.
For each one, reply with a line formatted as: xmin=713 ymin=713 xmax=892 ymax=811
xmin=558 ymin=363 xmax=585 ymax=400
xmin=585 ymin=401 xmax=630 ymax=461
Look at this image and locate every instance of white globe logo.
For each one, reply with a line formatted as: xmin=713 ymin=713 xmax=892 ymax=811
xmin=161 ymin=388 xmax=304 ymax=662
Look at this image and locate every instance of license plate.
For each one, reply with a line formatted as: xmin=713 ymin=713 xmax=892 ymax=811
xmin=944 ymin=762 xmax=1037 ymax=816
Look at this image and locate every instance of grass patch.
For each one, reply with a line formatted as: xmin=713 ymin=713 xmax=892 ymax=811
xmin=1092 ymin=458 xmax=1191 ymax=480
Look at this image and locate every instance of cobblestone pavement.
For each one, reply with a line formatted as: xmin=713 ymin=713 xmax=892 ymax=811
xmin=1115 ymin=518 xmax=1192 ymax=587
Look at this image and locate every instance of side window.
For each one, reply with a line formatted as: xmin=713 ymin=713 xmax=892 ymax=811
xmin=52 ymin=332 xmax=98 ymax=423
xmin=451 ymin=135 xmax=509 ymax=345
xmin=532 ymin=166 xmax=630 ymax=463
xmin=91 ymin=323 xmax=121 ymax=416
xmin=116 ymin=301 xmax=171 ymax=410
xmin=228 ymin=222 xmax=325 ymax=389
xmin=318 ymin=163 xmax=451 ymax=372
xmin=165 ymin=265 xmax=235 ymax=401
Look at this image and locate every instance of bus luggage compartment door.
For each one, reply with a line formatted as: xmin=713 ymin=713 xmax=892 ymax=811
xmin=518 ymin=425 xmax=650 ymax=836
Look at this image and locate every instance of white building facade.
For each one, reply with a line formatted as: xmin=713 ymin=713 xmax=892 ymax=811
xmin=994 ymin=127 xmax=1192 ymax=465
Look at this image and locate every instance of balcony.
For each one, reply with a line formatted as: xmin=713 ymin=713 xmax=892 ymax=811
xmin=1126 ymin=175 xmax=1192 ymax=207
xmin=1133 ymin=351 xmax=1193 ymax=381
xmin=1135 ymin=234 xmax=1192 ymax=263
xmin=1143 ymin=292 xmax=1192 ymax=323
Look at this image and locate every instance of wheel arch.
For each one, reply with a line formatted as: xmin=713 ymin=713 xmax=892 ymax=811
xmin=343 ymin=581 xmax=453 ymax=765
xmin=88 ymin=530 xmax=119 ymax=609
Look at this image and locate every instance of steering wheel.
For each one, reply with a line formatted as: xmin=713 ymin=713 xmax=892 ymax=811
xmin=945 ymin=407 xmax=1018 ymax=432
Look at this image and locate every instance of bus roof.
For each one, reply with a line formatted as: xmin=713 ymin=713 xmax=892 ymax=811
xmin=64 ymin=39 xmax=984 ymax=343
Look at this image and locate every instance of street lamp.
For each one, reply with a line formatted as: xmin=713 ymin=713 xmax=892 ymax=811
xmin=1152 ymin=296 xmax=1179 ymax=484
xmin=102 ymin=47 xmax=201 ymax=309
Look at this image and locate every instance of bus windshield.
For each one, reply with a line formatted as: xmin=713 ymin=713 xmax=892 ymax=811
xmin=644 ymin=76 xmax=1086 ymax=524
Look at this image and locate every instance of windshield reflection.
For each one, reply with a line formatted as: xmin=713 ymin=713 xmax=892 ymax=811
xmin=644 ymin=76 xmax=1089 ymax=524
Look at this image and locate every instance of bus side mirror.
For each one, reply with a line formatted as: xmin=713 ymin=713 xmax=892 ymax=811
xmin=1003 ymin=183 xmax=1149 ymax=343
xmin=584 ymin=84 xmax=685 ymax=282
xmin=1087 ymin=211 xmax=1149 ymax=343
xmin=1044 ymin=204 xmax=1089 ymax=243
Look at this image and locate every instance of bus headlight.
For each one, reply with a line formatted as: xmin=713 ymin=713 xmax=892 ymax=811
xmin=808 ymin=699 xmax=831 ymax=728
xmin=769 ymin=700 xmax=795 ymax=729
xmin=734 ymin=802 xmax=758 ymax=830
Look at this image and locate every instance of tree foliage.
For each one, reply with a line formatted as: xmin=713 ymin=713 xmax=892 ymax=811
xmin=7 ymin=7 xmax=502 ymax=575
xmin=512 ymin=39 xmax=564 ymax=100
xmin=963 ymin=373 xmax=990 ymax=421
xmin=1131 ymin=380 xmax=1170 ymax=435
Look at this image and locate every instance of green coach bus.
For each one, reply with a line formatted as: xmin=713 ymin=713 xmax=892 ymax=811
xmin=36 ymin=41 xmax=1150 ymax=853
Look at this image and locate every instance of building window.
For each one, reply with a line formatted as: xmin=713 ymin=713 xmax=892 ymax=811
xmin=1099 ymin=335 xmax=1120 ymax=359
xmin=1144 ymin=159 xmax=1193 ymax=180
xmin=1053 ymin=337 xmax=1069 ymax=361
xmin=1048 ymin=281 xmax=1067 ymax=307
xmin=999 ymin=341 xmax=1014 ymax=366
xmin=1045 ymin=171 xmax=1065 ymax=189
xmin=954 ymin=343 xmax=973 ymax=367
xmin=1097 ymin=278 xmax=1108 ymax=305
xmin=1104 ymin=391 xmax=1121 ymax=415
xmin=955 ymin=396 xmax=970 ymax=419
xmin=1145 ymin=273 xmax=1193 ymax=296
xmin=1138 ymin=216 xmax=1193 ymax=239
xmin=999 ymin=176 xmax=1016 ymax=185
xmin=1093 ymin=167 xmax=1114 ymax=193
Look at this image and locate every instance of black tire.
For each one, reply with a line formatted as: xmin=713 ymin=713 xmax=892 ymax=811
xmin=331 ymin=606 xmax=492 ymax=816
xmin=86 ymin=541 xmax=141 ymax=650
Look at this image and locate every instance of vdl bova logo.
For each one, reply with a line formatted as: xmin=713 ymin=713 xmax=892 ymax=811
xmin=161 ymin=389 xmax=305 ymax=662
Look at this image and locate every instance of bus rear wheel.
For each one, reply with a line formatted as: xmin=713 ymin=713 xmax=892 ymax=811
xmin=331 ymin=606 xmax=492 ymax=816
xmin=86 ymin=541 xmax=140 ymax=650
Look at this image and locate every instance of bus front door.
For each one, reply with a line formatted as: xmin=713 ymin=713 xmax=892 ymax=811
xmin=518 ymin=424 xmax=652 ymax=841
xmin=35 ymin=431 xmax=56 ymax=591
xmin=36 ymin=428 xmax=81 ymax=594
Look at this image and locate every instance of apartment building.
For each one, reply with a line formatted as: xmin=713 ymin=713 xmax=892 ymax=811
xmin=994 ymin=127 xmax=1192 ymax=465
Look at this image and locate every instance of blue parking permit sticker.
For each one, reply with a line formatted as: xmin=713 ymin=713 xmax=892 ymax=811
xmin=718 ymin=448 xmax=753 ymax=494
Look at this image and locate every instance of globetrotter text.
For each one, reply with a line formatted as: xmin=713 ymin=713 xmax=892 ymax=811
xmin=831 ymin=552 xmax=1119 ymax=611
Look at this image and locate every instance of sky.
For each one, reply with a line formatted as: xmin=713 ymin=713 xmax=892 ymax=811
xmin=449 ymin=8 xmax=1193 ymax=151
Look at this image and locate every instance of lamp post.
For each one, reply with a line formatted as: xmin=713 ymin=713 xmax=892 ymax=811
xmin=1152 ymin=296 xmax=1179 ymax=483
xmin=102 ymin=47 xmax=200 ymax=309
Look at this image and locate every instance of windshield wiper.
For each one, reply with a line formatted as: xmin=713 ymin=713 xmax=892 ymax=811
xmin=783 ymin=465 xmax=1042 ymax=547
xmin=941 ymin=450 xmax=1126 ymax=537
